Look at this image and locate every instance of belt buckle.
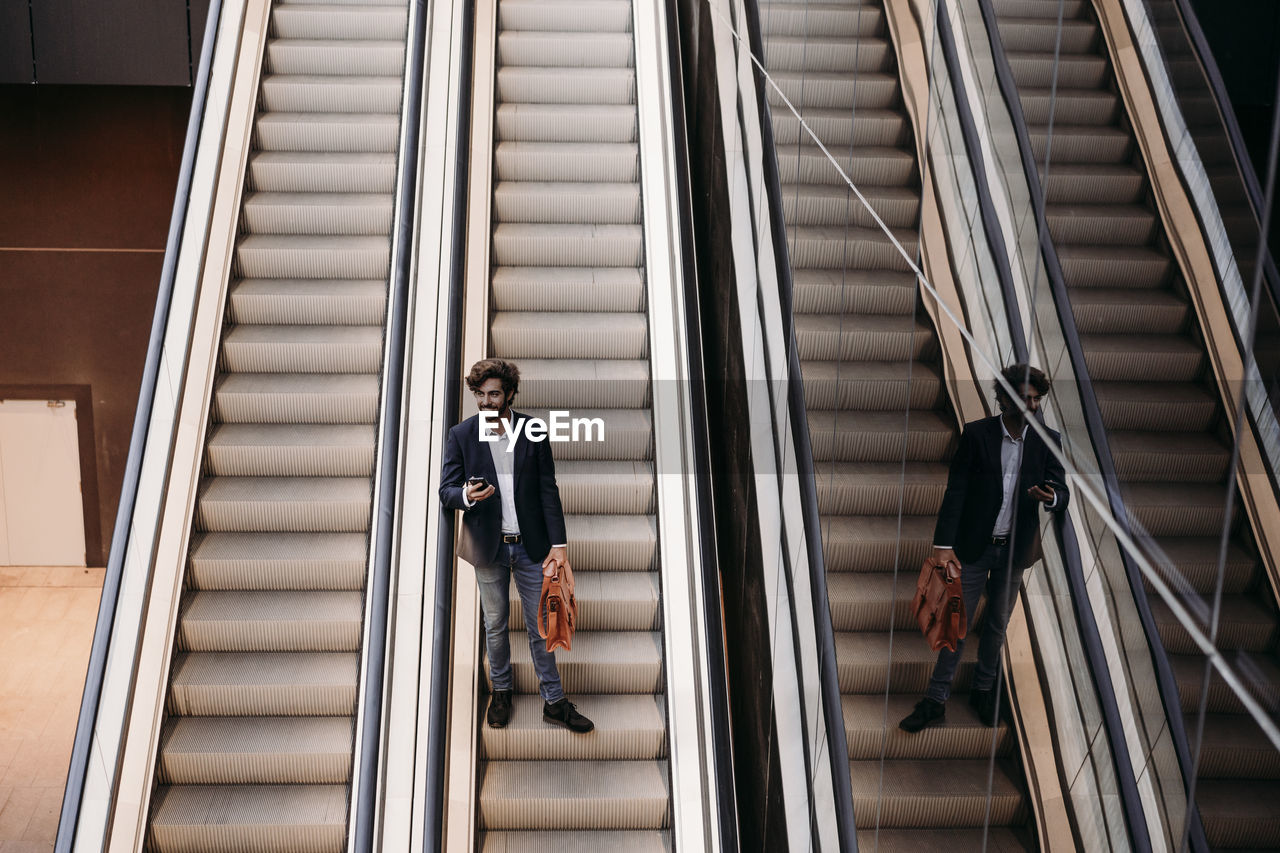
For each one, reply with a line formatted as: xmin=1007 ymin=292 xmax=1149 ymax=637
xmin=503 ymin=534 xmax=521 ymax=544
xmin=992 ymin=535 xmax=1009 ymax=546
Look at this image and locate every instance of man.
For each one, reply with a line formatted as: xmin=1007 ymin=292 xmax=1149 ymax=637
xmin=900 ymin=364 xmax=1070 ymax=732
xmin=439 ymin=358 xmax=594 ymax=733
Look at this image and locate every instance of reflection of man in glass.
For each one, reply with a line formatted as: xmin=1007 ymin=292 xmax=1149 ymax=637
xmin=900 ymin=365 xmax=1070 ymax=733
xmin=439 ymin=358 xmax=593 ymax=733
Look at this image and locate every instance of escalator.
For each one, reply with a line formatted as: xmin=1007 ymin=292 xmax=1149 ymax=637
xmin=471 ymin=0 xmax=673 ymax=846
xmin=758 ymin=0 xmax=1033 ymax=845
xmin=145 ymin=0 xmax=410 ymax=847
xmin=986 ymin=0 xmax=1280 ymax=846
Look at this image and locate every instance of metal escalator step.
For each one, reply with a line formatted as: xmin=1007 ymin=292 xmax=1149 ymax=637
xmin=806 ymin=409 xmax=955 ymax=463
xmin=992 ymin=0 xmax=1086 ymax=18
xmin=189 ymin=532 xmax=367 ymax=591
xmin=772 ymin=106 xmax=908 ymax=148
xmin=1006 ymin=50 xmax=1108 ymax=88
xmin=757 ymin=3 xmax=885 ymax=39
xmin=492 ymin=267 xmax=644 ymax=312
xmin=1092 ymin=381 xmax=1217 ymax=432
xmin=1018 ymin=87 xmax=1118 ymax=126
xmin=496 ymin=104 xmax=637 ymax=143
xmin=792 ymin=268 xmax=917 ymax=316
xmin=509 ymin=572 xmax=660 ymax=632
xmin=1042 ymin=164 xmax=1145 ymax=204
xmin=506 ymin=631 xmax=663 ymax=694
xmin=497 ymin=68 xmax=635 ymax=106
xmin=495 ymin=181 xmax=641 ymax=224
xmin=1108 ymin=430 xmax=1228 ymax=483
xmin=206 ymin=424 xmax=375 ymax=477
xmin=514 ymin=408 xmax=652 ymax=461
xmin=1152 ymin=595 xmax=1276 ymax=655
xmin=148 ymin=784 xmax=347 ymax=853
xmin=814 ymin=461 xmax=949 ymax=517
xmin=854 ymin=827 xmax=1029 ymax=852
xmin=763 ymin=36 xmax=891 ymax=74
xmin=495 ymin=142 xmax=638 ymax=182
xmin=835 ymin=629 xmax=979 ymax=693
xmin=553 ymin=460 xmax=655 ymax=514
xmin=514 ymin=360 xmax=650 ymax=407
xmin=196 ymin=476 xmax=371 ymax=533
xmin=795 ymin=314 xmax=934 ymax=362
xmin=490 ymin=311 xmax=648 ymax=359
xmin=498 ymin=31 xmax=634 ymax=68
xmin=1145 ymin=536 xmax=1256 ymax=595
xmin=492 ymin=223 xmax=643 ymax=267
xmin=480 ymin=830 xmax=669 ymax=852
xmin=158 ymin=716 xmax=353 ymax=785
xmin=1080 ymin=333 xmax=1203 ymax=382
xmin=787 ymin=225 xmax=918 ymax=272
xmin=265 ymin=38 xmax=405 ymax=77
xmin=850 ymin=759 xmax=1027 ymax=827
xmin=996 ymin=16 xmax=1098 ymax=53
xmin=236 ymin=234 xmax=390 ymax=279
xmin=1069 ymin=287 xmax=1189 ymax=334
xmin=842 ymin=694 xmax=1015 ymax=759
xmin=820 ymin=514 xmax=935 ymax=572
xmin=168 ymin=652 xmax=358 ymax=715
xmin=481 ymin=696 xmax=664 ymax=761
xmin=1170 ymin=653 xmax=1280 ymax=714
xmin=222 ymin=324 xmax=384 ymax=373
xmin=564 ymin=514 xmax=657 ymax=572
xmin=178 ymin=591 xmax=363 ymax=652
xmin=798 ymin=360 xmax=944 ymax=412
xmin=782 ymin=183 xmax=920 ymax=229
xmin=254 ymin=112 xmax=399 ymax=153
xmin=213 ymin=373 xmax=379 ymax=424
xmin=827 ymin=572 xmax=918 ymax=632
xmin=242 ymin=192 xmax=392 ymax=236
xmin=1046 ymin=203 xmax=1157 ymax=246
xmin=479 ymin=760 xmax=669 ymax=830
xmin=776 ymin=145 xmax=916 ymax=187
xmin=271 ymin=4 xmax=407 ymax=41
xmin=1192 ymin=713 xmax=1280 ymax=779
xmin=498 ymin=0 xmax=633 ymax=34
xmin=1120 ymin=482 xmax=1228 ymax=537
xmin=249 ymin=152 xmax=396 ymax=194
xmin=1195 ymin=779 xmax=1280 ymax=848
xmin=260 ymin=75 xmax=403 ymax=114
xmin=1030 ymin=125 xmax=1130 ymax=164
xmin=766 ymin=71 xmax=899 ymax=112
xmin=229 ymin=278 xmax=387 ymax=325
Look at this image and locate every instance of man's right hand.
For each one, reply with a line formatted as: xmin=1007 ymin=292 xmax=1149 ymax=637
xmin=933 ymin=547 xmax=959 ymax=569
xmin=465 ymin=481 xmax=495 ymax=504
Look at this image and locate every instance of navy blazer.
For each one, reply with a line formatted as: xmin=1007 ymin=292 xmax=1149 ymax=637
xmin=933 ymin=415 xmax=1070 ymax=570
xmin=439 ymin=411 xmax=568 ymax=566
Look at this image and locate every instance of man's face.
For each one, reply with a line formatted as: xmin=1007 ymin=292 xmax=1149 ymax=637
xmin=473 ymin=377 xmax=510 ymax=415
xmin=1002 ymin=382 xmax=1042 ymax=423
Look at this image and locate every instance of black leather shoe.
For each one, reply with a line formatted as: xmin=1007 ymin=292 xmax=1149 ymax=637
xmin=543 ymin=698 xmax=594 ymax=733
xmin=899 ymin=698 xmax=945 ymax=733
xmin=487 ymin=690 xmax=513 ymax=728
xmin=969 ymin=687 xmax=997 ymax=727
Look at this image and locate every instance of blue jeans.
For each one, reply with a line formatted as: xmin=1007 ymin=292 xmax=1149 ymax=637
xmin=474 ymin=542 xmax=564 ymax=703
xmin=925 ymin=542 xmax=1024 ymax=703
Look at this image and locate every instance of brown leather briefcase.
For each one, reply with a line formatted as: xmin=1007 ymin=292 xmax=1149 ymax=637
xmin=912 ymin=555 xmax=966 ymax=652
xmin=538 ymin=571 xmax=577 ymax=653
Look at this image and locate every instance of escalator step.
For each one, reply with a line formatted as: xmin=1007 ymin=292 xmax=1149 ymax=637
xmin=1169 ymin=653 xmax=1280 ymax=715
xmin=1092 ymin=381 xmax=1217 ymax=432
xmin=766 ymin=71 xmax=901 ymax=112
xmin=513 ymin=408 xmax=653 ymax=460
xmin=849 ymin=758 xmax=1027 ymax=827
xmin=478 ymin=761 xmax=669 ymax=830
xmin=996 ymin=16 xmax=1097 ymax=53
xmin=248 ymin=152 xmax=396 ymax=193
xmin=814 ymin=461 xmax=949 ymax=517
xmin=1069 ymin=287 xmax=1188 ymax=334
xmin=228 ymin=278 xmax=387 ymax=326
xmin=236 ymin=234 xmax=390 ymax=279
xmin=496 ymin=104 xmax=638 ymax=143
xmin=1107 ymin=429 xmax=1229 ymax=483
xmin=254 ymin=112 xmax=399 ymax=154
xmin=508 ymin=571 xmax=660 ymax=632
xmin=787 ymin=224 xmax=918 ymax=271
xmin=1152 ymin=595 xmax=1277 ymax=655
xmin=221 ymin=324 xmax=384 ymax=374
xmin=265 ymin=38 xmax=405 ymax=77
xmin=178 ymin=590 xmax=363 ymax=653
xmin=798 ymin=359 xmax=944 ymax=412
xmin=1195 ymin=779 xmax=1280 ymax=848
xmin=260 ymin=75 xmax=403 ymax=114
xmin=795 ymin=314 xmax=934 ymax=363
xmin=242 ymin=192 xmax=393 ymax=236
xmin=492 ymin=223 xmax=643 ymax=267
xmin=855 ymin=827 xmax=1030 ymax=851
xmin=168 ymin=652 xmax=358 ymax=716
xmin=1080 ymin=333 xmax=1203 ymax=382
xmin=834 ymin=631 xmax=979 ymax=694
xmin=480 ymin=830 xmax=669 ymax=853
xmin=1190 ymin=713 xmax=1280 ymax=780
xmin=188 ymin=532 xmax=367 ymax=591
xmin=498 ymin=0 xmax=633 ymax=35
xmin=196 ymin=476 xmax=371 ymax=533
xmin=564 ymin=514 xmax=657 ymax=572
xmin=764 ymin=35 xmax=892 ymax=74
xmin=1018 ymin=87 xmax=1118 ymax=125
xmin=490 ymin=310 xmax=648 ymax=359
xmin=494 ymin=181 xmax=642 ymax=225
xmin=781 ymin=183 xmax=920 ymax=230
xmin=480 ymin=695 xmax=666 ymax=761
xmin=206 ymin=424 xmax=375 ymax=478
xmin=553 ymin=460 xmax=656 ymax=514
xmin=842 ymin=694 xmax=1015 ymax=760
xmin=148 ymin=784 xmax=347 ymax=853
xmin=492 ymin=267 xmax=645 ymax=313
xmin=497 ymin=31 xmax=634 ymax=68
xmin=497 ymin=67 xmax=636 ymax=106
xmin=272 ymin=3 xmax=408 ymax=41
xmin=775 ymin=145 xmax=916 ymax=187
xmin=805 ymin=409 xmax=956 ymax=463
xmin=757 ymin=3 xmax=885 ymax=39
xmin=1121 ymin=482 xmax=1231 ymax=537
xmin=158 ymin=716 xmax=353 ymax=785
xmin=792 ymin=269 xmax=917 ymax=316
xmin=505 ymin=631 xmax=663 ymax=694
xmin=772 ymin=106 xmax=909 ymax=148
xmin=495 ymin=141 xmax=639 ymax=182
xmin=820 ymin=514 xmax=935 ymax=573
xmin=213 ymin=373 xmax=379 ymax=425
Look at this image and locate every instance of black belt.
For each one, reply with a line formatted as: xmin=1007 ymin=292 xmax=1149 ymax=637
xmin=991 ymin=535 xmax=1009 ymax=546
xmin=502 ymin=533 xmax=522 ymax=544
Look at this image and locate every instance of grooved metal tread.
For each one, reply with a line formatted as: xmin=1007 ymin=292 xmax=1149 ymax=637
xmin=481 ymin=695 xmax=666 ymax=760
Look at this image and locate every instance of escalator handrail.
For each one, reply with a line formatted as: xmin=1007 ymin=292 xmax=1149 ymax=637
xmin=971 ymin=0 xmax=1209 ymax=847
xmin=351 ymin=0 xmax=432 ymax=847
xmin=422 ymin=0 xmax=476 ymax=846
xmin=739 ymin=0 xmax=859 ymax=847
xmin=55 ymin=2 xmax=225 ymax=847
xmin=664 ymin=0 xmax=742 ymax=844
xmin=933 ymin=4 xmax=1151 ymax=848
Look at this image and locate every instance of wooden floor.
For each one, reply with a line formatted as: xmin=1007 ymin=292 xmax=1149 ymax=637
xmin=0 ymin=566 xmax=103 ymax=851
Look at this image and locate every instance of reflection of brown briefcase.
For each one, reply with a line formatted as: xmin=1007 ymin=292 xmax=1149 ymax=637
xmin=913 ymin=556 xmax=966 ymax=652
xmin=538 ymin=571 xmax=577 ymax=652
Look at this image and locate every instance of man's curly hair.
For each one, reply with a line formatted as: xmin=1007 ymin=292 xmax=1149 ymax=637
xmin=994 ymin=363 xmax=1050 ymax=409
xmin=466 ymin=358 xmax=521 ymax=400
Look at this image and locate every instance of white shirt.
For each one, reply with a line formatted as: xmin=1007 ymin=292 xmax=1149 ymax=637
xmin=482 ymin=422 xmax=521 ymax=535
xmin=991 ymin=419 xmax=1028 ymax=537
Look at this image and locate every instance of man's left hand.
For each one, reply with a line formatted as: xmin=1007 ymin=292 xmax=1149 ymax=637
xmin=542 ymin=546 xmax=573 ymax=595
xmin=1028 ymin=484 xmax=1055 ymax=503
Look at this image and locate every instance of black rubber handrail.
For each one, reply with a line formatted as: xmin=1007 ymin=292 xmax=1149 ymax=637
xmin=422 ymin=0 xmax=475 ymax=846
xmin=933 ymin=5 xmax=1151 ymax=848
xmin=739 ymin=0 xmax=859 ymax=848
xmin=55 ymin=2 xmax=224 ymax=848
xmin=351 ymin=0 xmax=431 ymax=847
xmin=971 ymin=0 xmax=1209 ymax=847
xmin=664 ymin=0 xmax=742 ymax=844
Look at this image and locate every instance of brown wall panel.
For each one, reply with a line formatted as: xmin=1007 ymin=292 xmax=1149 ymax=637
xmin=0 ymin=0 xmax=34 ymax=83
xmin=31 ymin=0 xmax=190 ymax=85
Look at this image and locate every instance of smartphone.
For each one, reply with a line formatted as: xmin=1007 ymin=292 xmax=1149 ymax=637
xmin=467 ymin=476 xmax=489 ymax=490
